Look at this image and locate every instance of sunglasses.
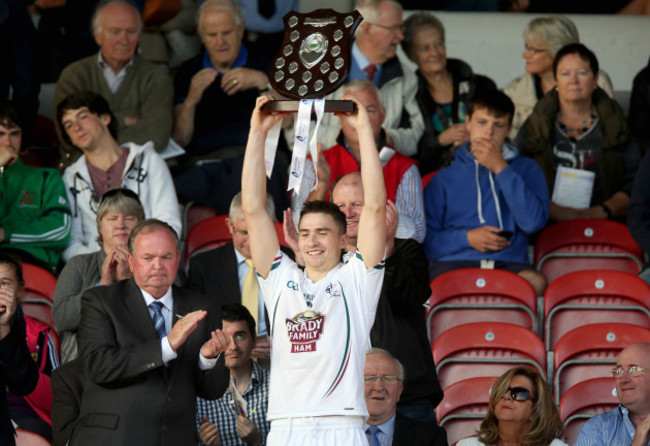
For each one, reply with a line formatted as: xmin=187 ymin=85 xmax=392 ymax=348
xmin=505 ymin=386 xmax=532 ymax=402
xmin=100 ymin=187 xmax=142 ymax=205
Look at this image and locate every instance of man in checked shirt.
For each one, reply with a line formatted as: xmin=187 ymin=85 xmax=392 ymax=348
xmin=198 ymin=303 xmax=270 ymax=446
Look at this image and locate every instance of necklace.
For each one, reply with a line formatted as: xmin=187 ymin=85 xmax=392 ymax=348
xmin=557 ymin=112 xmax=597 ymax=138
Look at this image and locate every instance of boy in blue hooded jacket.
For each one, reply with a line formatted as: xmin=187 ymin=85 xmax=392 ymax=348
xmin=423 ymin=90 xmax=549 ymax=296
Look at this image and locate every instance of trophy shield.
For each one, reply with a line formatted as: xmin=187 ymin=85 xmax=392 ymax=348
xmin=262 ymin=9 xmax=362 ymax=113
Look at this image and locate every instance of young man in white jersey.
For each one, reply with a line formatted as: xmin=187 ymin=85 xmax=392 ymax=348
xmin=241 ymin=95 xmax=387 ymax=445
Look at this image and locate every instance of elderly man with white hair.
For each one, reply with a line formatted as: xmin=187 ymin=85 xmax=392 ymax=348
xmin=54 ymin=0 xmax=173 ymax=168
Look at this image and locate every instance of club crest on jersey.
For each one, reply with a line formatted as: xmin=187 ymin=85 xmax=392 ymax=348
xmin=286 ymin=310 xmax=325 ymax=353
xmin=20 ymin=190 xmax=36 ymax=207
xmin=325 ymin=282 xmax=341 ymax=299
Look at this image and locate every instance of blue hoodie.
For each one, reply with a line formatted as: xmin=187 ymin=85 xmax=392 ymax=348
xmin=424 ymin=141 xmax=549 ymax=263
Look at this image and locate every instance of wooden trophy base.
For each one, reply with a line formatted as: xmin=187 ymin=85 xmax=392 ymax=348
xmin=261 ymin=99 xmax=357 ymax=113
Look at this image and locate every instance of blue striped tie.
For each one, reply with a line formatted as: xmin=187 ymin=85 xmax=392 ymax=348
xmin=367 ymin=425 xmax=381 ymax=446
xmin=150 ymin=301 xmax=167 ymax=338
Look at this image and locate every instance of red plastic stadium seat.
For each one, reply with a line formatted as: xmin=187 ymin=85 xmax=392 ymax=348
xmin=544 ymin=270 xmax=650 ymax=351
xmin=20 ymin=263 xmax=57 ymax=332
xmin=432 ymin=322 xmax=546 ymax=389
xmin=559 ymin=377 xmax=619 ymax=445
xmin=184 ymin=214 xmax=290 ymax=271
xmin=436 ymin=377 xmax=497 ymax=445
xmin=421 ymin=170 xmax=438 ymax=189
xmin=427 ymin=268 xmax=538 ymax=342
xmin=183 ymin=215 xmax=232 ymax=269
xmin=553 ymin=323 xmax=650 ymax=402
xmin=21 ymin=263 xmax=56 ymax=303
xmin=534 ymin=219 xmax=643 ymax=284
xmin=181 ymin=201 xmax=218 ymax=240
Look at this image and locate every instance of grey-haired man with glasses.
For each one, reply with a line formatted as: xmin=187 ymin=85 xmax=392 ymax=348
xmin=576 ymin=342 xmax=650 ymax=446
xmin=363 ymin=348 xmax=447 ymax=445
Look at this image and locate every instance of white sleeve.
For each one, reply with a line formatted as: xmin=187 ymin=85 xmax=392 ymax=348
xmin=62 ymin=170 xmax=95 ymax=261
xmin=394 ymin=165 xmax=426 ymax=243
xmin=381 ymin=72 xmax=423 ymax=157
xmin=143 ymin=150 xmax=182 ymax=236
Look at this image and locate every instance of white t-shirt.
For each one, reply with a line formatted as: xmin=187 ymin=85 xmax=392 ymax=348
xmin=259 ymin=250 xmax=385 ymax=420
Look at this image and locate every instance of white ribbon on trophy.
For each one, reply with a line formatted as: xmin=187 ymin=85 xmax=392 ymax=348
xmin=264 ymin=97 xmax=325 ymax=194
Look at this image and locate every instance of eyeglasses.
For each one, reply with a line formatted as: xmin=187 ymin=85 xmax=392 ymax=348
xmin=612 ymin=365 xmax=646 ymax=379
xmin=524 ymin=45 xmax=547 ymax=54
xmin=364 ymin=375 xmax=402 ymax=385
xmin=370 ymin=22 xmax=405 ymax=34
xmin=504 ymin=386 xmax=532 ymax=402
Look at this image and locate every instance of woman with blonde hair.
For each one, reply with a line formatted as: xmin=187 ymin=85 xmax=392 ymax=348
xmin=53 ymin=188 xmax=145 ymax=363
xmin=457 ymin=366 xmax=567 ymax=446
xmin=504 ymin=16 xmax=615 ymax=140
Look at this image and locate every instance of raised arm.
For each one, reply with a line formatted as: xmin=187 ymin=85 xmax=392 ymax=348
xmin=241 ymin=96 xmax=287 ymax=278
xmin=339 ymin=96 xmax=386 ymax=268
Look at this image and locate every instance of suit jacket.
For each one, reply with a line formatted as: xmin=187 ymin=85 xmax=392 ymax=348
xmin=51 ymin=359 xmax=83 ymax=446
xmin=71 ymin=279 xmax=228 ymax=446
xmin=371 ymin=239 xmax=443 ymax=407
xmin=0 ymin=307 xmax=39 ymax=446
xmin=393 ymin=413 xmax=448 ymax=446
xmin=187 ymin=242 xmax=240 ymax=303
xmin=187 ymin=242 xmax=293 ymax=326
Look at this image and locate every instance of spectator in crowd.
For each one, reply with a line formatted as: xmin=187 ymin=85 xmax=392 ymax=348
xmin=396 ymin=11 xmax=497 ymax=175
xmin=310 ymin=0 xmax=412 ymax=154
xmin=172 ymin=0 xmax=288 ymax=216
xmin=51 ymin=359 xmax=83 ymax=446
xmin=173 ymin=0 xmax=272 ymax=159
xmin=628 ymin=55 xmax=650 ymax=156
xmin=364 ymin=348 xmax=447 ymax=445
xmin=30 ymin=0 xmax=100 ymax=84
xmin=70 ymin=219 xmax=230 ymax=445
xmin=518 ymin=43 xmax=637 ymax=223
xmin=54 ymin=0 xmax=173 ymax=168
xmin=353 ymin=0 xmax=405 ymax=88
xmin=457 ymin=366 xmax=567 ymax=445
xmin=187 ymin=192 xmax=294 ymax=366
xmin=56 ymin=91 xmax=181 ymax=261
xmin=521 ymin=0 xmax=650 ymax=14
xmin=197 ymin=303 xmax=270 ymax=446
xmin=628 ymin=149 xmax=650 ymax=286
xmin=235 ymin=0 xmax=299 ymax=56
xmin=4 ymin=255 xmax=59 ymax=444
xmin=0 ymin=99 xmax=71 ymax=274
xmin=0 ymin=0 xmax=40 ymax=142
xmin=0 ymin=256 xmax=40 ymax=446
xmin=504 ymin=16 xmax=615 ymax=141
xmin=292 ymin=79 xmax=426 ymax=243
xmin=53 ymin=188 xmax=145 ymax=363
xmin=0 ymin=254 xmax=40 ymax=446
xmin=242 ymin=94 xmax=386 ymax=444
xmin=424 ymin=90 xmax=549 ymax=296
xmin=330 ymin=173 xmax=443 ymax=423
xmin=575 ymin=342 xmax=650 ymax=446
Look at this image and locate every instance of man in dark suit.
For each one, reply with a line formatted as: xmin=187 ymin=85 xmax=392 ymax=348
xmin=364 ymin=348 xmax=447 ymax=446
xmin=70 ymin=219 xmax=231 ymax=446
xmin=187 ymin=192 xmax=278 ymax=361
xmin=51 ymin=359 xmax=82 ymax=446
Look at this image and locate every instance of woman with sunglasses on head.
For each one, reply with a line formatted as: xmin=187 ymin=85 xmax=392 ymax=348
xmin=53 ymin=188 xmax=144 ymax=363
xmin=457 ymin=366 xmax=567 ymax=446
